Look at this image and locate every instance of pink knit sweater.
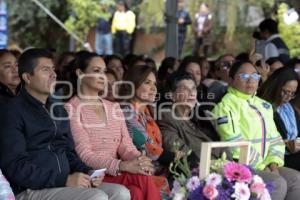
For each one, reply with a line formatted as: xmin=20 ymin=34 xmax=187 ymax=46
xmin=65 ymin=96 xmax=141 ymax=176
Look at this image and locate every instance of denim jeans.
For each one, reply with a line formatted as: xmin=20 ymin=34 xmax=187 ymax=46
xmin=95 ymin=32 xmax=113 ymax=55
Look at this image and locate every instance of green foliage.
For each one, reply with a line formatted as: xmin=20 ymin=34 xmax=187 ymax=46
xmin=138 ymin=0 xmax=165 ymax=32
xmin=277 ymin=3 xmax=300 ymax=57
xmin=169 ymin=141 xmax=192 ymax=184
xmin=225 ymin=0 xmax=238 ymax=40
xmin=8 ymin=0 xmax=296 ymax=57
xmin=8 ymin=0 xmax=69 ymax=51
xmin=64 ymin=0 xmax=115 ymax=42
xmin=8 ymin=0 xmax=115 ymax=51
xmin=210 ymin=152 xmax=229 ymax=173
xmin=248 ymin=0 xmax=276 ymax=9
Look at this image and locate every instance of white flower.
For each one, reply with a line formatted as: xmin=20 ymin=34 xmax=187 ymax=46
xmin=252 ymin=175 xmax=264 ymax=184
xmin=205 ymin=173 xmax=222 ymax=187
xmin=231 ymin=182 xmax=251 ymax=200
xmin=186 ymin=176 xmax=200 ymax=192
xmin=173 ymin=191 xmax=185 ymax=200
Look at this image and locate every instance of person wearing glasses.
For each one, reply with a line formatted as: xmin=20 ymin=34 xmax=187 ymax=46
xmin=202 ymin=54 xmax=235 ymax=104
xmin=213 ymin=60 xmax=300 ymax=200
xmin=258 ymin=67 xmax=300 ymax=171
xmin=157 ymin=73 xmax=229 ymax=168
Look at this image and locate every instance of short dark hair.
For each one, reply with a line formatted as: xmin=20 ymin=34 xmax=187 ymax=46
xmin=104 ymin=54 xmax=123 ymax=66
xmin=116 ymin=0 xmax=128 ymax=11
xmin=235 ymin=52 xmax=249 ymax=61
xmin=18 ymin=48 xmax=53 ymax=78
xmin=171 ymin=72 xmax=197 ymax=92
xmin=259 ymin=18 xmax=278 ymax=34
xmin=229 ymin=60 xmax=256 ymax=79
xmin=0 ymin=49 xmax=15 ymax=60
xmin=177 ymin=56 xmax=201 ymax=75
xmin=157 ymin=57 xmax=177 ymax=82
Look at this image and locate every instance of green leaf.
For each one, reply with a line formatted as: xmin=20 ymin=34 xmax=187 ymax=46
xmin=277 ymin=3 xmax=300 ymax=57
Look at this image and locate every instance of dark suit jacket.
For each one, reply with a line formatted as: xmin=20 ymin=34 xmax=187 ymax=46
xmin=0 ymin=89 xmax=91 ymax=194
xmin=157 ymin=109 xmax=230 ymax=167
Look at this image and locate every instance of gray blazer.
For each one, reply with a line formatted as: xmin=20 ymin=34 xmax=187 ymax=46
xmin=157 ymin=109 xmax=229 ymax=166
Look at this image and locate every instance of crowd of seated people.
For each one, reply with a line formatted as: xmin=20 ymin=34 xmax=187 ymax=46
xmin=64 ymin=51 xmax=160 ymax=200
xmin=0 ymin=46 xmax=300 ymax=200
xmin=212 ymin=60 xmax=300 ymax=200
xmin=0 ymin=49 xmax=131 ymax=200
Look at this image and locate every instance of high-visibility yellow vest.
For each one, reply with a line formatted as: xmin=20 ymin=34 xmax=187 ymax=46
xmin=212 ymin=87 xmax=285 ymax=170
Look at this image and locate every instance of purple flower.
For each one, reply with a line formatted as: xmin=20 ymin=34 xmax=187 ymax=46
xmin=216 ymin=179 xmax=233 ymax=200
xmin=205 ymin=173 xmax=222 ymax=187
xmin=216 ymin=185 xmax=232 ymax=200
xmin=265 ymin=181 xmax=275 ymax=193
xmin=173 ymin=181 xmax=182 ymax=192
xmin=186 ymin=176 xmax=201 ymax=192
xmin=188 ymin=185 xmax=206 ymax=200
xmin=170 ymin=180 xmax=182 ymax=197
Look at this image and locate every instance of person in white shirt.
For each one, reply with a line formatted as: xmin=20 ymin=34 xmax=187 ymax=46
xmin=258 ymin=18 xmax=290 ymax=64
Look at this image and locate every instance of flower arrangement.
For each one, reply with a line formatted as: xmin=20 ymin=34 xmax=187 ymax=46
xmin=169 ymin=152 xmax=273 ymax=200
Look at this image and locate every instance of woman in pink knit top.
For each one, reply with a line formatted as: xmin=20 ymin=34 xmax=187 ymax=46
xmin=64 ymin=51 xmax=161 ymax=200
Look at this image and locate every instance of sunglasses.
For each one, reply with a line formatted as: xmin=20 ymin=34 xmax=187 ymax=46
xmin=220 ymin=61 xmax=234 ymax=70
xmin=238 ymin=73 xmax=261 ymax=81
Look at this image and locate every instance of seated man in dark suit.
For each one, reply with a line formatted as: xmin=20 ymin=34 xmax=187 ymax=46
xmin=0 ymin=48 xmax=130 ymax=200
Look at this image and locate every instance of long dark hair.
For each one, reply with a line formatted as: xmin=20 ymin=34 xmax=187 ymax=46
xmin=258 ymin=67 xmax=299 ymax=106
xmin=157 ymin=57 xmax=177 ymax=83
xmin=63 ymin=51 xmax=102 ymax=100
xmin=119 ymin=65 xmax=157 ymax=102
xmin=168 ymin=56 xmax=202 ymax=89
xmin=104 ymin=54 xmax=123 ymax=68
